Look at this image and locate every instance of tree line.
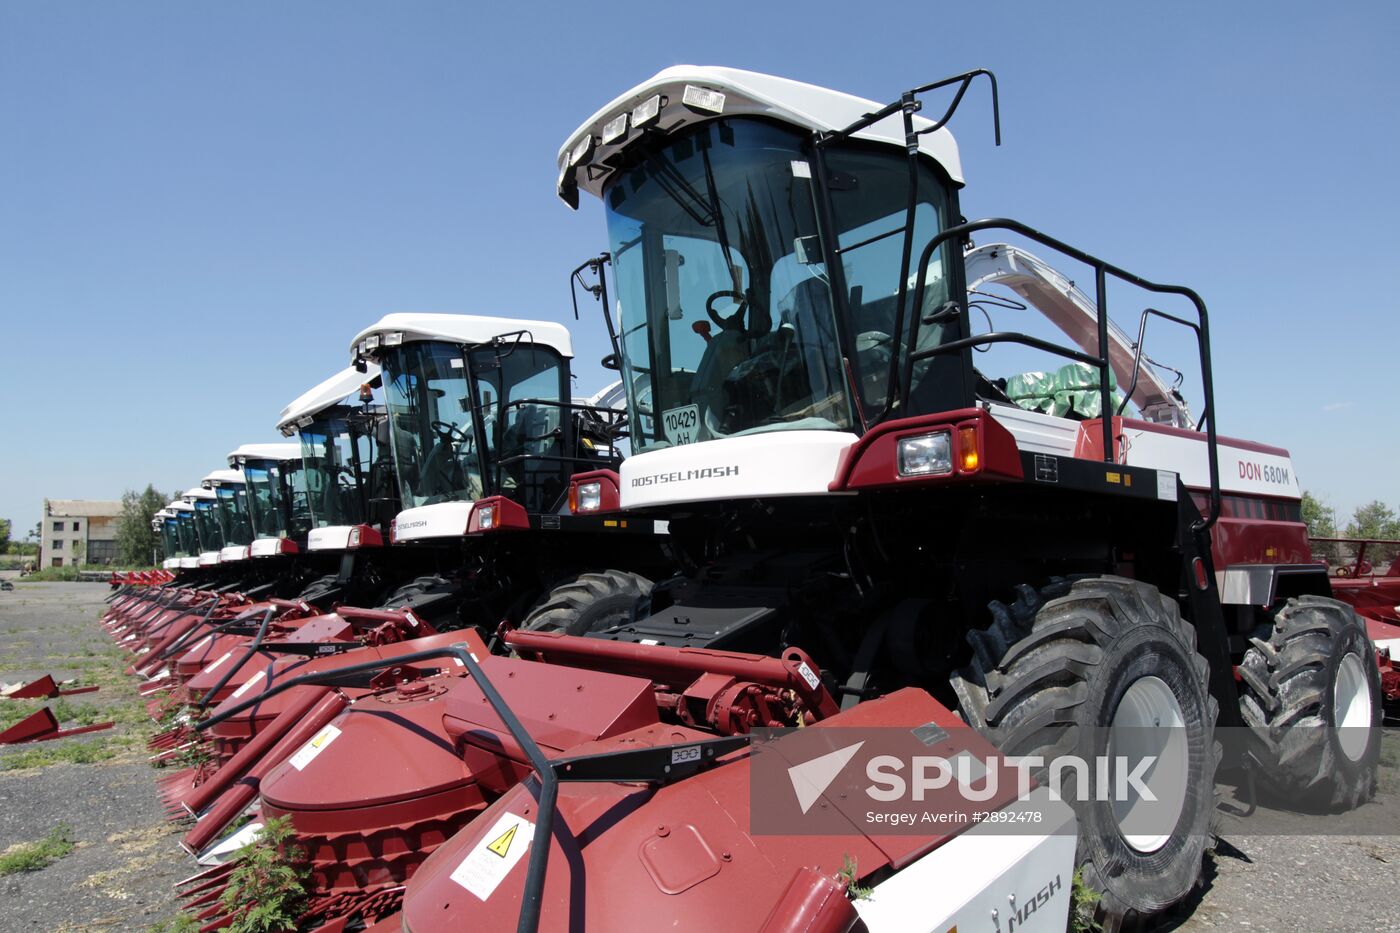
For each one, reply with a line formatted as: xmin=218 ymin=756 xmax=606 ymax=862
xmin=1300 ymin=493 xmax=1400 ymax=542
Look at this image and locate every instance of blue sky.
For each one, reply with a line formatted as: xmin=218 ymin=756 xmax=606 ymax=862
xmin=2 ymin=1 xmax=1396 ymax=537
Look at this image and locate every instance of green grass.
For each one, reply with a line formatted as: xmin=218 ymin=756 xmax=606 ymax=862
xmin=1 ymin=738 xmax=119 ymax=770
xmin=146 ymin=915 xmax=201 ymax=933
xmin=0 ymin=824 xmax=76 ymax=875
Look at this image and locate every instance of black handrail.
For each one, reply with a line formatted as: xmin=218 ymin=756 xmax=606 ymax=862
xmin=195 ymin=642 xmax=556 ymax=933
xmin=484 ymin=397 xmax=629 ymax=506
xmin=153 ymin=597 xmax=222 ymax=659
xmin=193 ymin=642 xmax=747 ymax=933
xmin=198 ymin=607 xmax=276 ymax=707
xmin=1116 ymin=306 xmax=1200 ymax=425
xmin=904 ymin=217 xmax=1220 ymax=533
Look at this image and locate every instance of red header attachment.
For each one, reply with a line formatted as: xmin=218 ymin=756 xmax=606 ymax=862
xmin=465 ymin=496 xmax=530 ymax=534
xmin=346 ymin=524 xmax=384 ymax=549
xmin=830 ymin=408 xmax=1023 ymax=491
xmin=568 ymin=469 xmax=622 ymax=515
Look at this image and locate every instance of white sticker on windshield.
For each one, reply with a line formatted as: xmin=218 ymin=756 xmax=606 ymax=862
xmin=791 ymin=160 xmax=811 ymax=178
xmin=661 ymin=404 xmax=699 ymax=446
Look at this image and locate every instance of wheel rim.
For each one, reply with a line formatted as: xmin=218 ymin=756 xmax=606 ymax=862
xmin=1109 ymin=675 xmax=1190 ymax=854
xmin=1333 ymin=651 xmax=1372 ymax=762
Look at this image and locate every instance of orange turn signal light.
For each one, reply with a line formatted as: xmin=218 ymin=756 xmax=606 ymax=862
xmin=958 ymin=425 xmax=979 ymax=471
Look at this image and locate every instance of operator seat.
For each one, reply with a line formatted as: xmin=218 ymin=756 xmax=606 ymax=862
xmin=691 ymin=314 xmax=749 ymax=436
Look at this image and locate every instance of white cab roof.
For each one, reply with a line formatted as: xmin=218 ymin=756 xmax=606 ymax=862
xmin=559 ymin=65 xmax=965 ymax=204
xmin=168 ymin=500 xmax=194 ymax=512
xmin=277 ymin=364 xmax=382 ymax=432
xmin=184 ymin=487 xmax=217 ymax=501
xmin=202 ymin=468 xmax=246 ymax=488
xmin=227 ymin=442 xmax=303 ymax=465
xmin=350 ymin=313 xmax=573 ymax=359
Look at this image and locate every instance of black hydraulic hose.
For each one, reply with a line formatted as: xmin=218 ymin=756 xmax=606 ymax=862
xmin=198 ymin=607 xmax=276 ymax=707
xmin=131 ymin=590 xmax=182 ymax=623
xmin=193 ymin=642 xmax=556 ymax=933
xmin=155 ymin=597 xmax=224 ymax=660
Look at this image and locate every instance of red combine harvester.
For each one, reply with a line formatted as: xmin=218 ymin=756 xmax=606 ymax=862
xmin=1311 ymin=536 xmax=1400 ymax=710
xmin=412 ymin=65 xmax=1385 ymax=930
xmin=144 ymin=68 xmax=1386 ymax=933
xmin=152 ymin=314 xmax=676 ymax=922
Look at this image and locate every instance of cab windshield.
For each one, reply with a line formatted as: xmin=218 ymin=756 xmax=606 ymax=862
xmin=176 ymin=513 xmax=198 ymax=555
xmin=604 ymin=117 xmax=956 ymax=451
xmin=298 ymin=412 xmax=373 ymax=528
xmin=215 ymin=486 xmax=252 ymax=546
xmin=162 ymin=519 xmax=183 ymax=558
xmin=381 ymin=342 xmax=486 ymax=508
xmin=243 ymin=461 xmax=290 ymax=539
xmin=194 ymin=501 xmax=222 ymax=551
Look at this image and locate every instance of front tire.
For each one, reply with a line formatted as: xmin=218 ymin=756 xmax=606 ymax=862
xmin=1238 ymin=595 xmax=1381 ymax=811
xmin=521 ymin=570 xmax=652 ymax=636
xmin=952 ymin=576 xmax=1219 ymax=927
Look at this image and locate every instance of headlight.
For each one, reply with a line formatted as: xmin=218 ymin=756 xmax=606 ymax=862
xmin=477 ymin=505 xmax=496 ymax=531
xmin=897 ymin=431 xmax=953 ymax=477
xmin=576 ymin=481 xmax=602 ymax=513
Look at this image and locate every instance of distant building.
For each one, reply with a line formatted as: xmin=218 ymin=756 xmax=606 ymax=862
xmin=41 ymin=499 xmax=123 ymax=568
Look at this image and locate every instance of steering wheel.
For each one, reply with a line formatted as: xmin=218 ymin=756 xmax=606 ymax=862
xmin=706 ymin=290 xmax=748 ymax=331
xmin=430 ymin=420 xmax=472 ymax=447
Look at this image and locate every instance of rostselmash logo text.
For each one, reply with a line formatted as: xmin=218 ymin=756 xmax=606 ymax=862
xmin=1009 ymin=875 xmax=1063 ymax=932
xmin=631 ymin=465 xmax=740 ymax=487
xmin=396 ymin=519 xmax=428 ymax=530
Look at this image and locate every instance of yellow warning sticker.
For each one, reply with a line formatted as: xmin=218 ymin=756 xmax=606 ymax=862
xmin=450 ymin=812 xmax=534 ymax=901
xmin=486 ymin=823 xmax=517 ymax=858
xmin=288 ymin=724 xmax=342 ymax=771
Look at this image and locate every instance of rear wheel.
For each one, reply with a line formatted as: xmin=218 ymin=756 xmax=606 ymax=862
xmin=521 ymin=570 xmax=652 ymax=636
xmin=952 ymin=576 xmax=1219 ymax=926
xmin=1238 ymin=595 xmax=1381 ymax=811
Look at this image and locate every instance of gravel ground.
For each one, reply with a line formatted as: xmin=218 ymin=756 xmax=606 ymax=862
xmin=0 ymin=582 xmax=1396 ymax=932
xmin=0 ymin=583 xmax=188 ymax=932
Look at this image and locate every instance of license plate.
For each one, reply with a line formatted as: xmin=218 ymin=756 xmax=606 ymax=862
xmin=661 ymin=404 xmax=699 ymax=445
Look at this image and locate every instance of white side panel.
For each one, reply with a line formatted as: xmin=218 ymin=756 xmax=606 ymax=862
xmin=198 ymin=552 xmax=220 ymax=567
xmin=163 ymin=558 xmax=181 ymax=570
xmin=1120 ymin=427 xmax=1300 ymax=497
xmin=988 ymin=404 xmax=1079 ymax=456
xmin=393 ymin=502 xmax=471 ymax=542
xmin=308 ymin=526 xmax=353 ymax=551
xmin=1365 ymin=618 xmax=1400 ymax=657
xmin=249 ymin=538 xmax=284 ymax=558
xmin=179 ymin=557 xmax=200 ymax=569
xmin=856 ymin=790 xmax=1077 ymax=933
xmin=219 ymin=546 xmax=249 ymax=563
xmin=619 ymin=431 xmax=857 ymax=509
